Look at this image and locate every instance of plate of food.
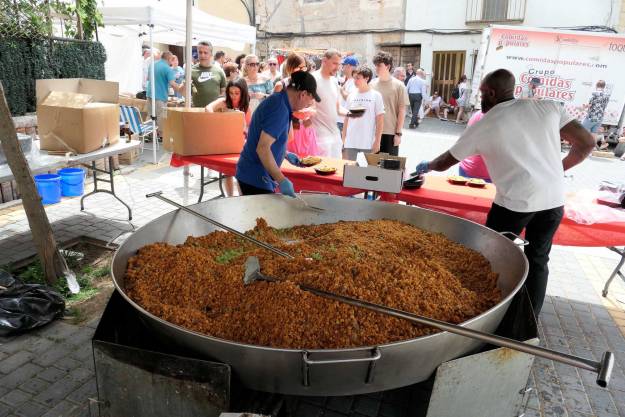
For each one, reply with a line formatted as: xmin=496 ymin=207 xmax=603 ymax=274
xmin=348 ymin=106 xmax=366 ymax=116
xmin=447 ymin=175 xmax=468 ymax=185
xmin=467 ymin=178 xmax=487 ymax=188
xmin=300 ymin=156 xmax=322 ymax=167
xmin=314 ymin=165 xmax=337 ymax=176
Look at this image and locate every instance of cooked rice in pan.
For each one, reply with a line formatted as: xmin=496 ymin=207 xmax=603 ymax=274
xmin=125 ymin=219 xmax=501 ymax=349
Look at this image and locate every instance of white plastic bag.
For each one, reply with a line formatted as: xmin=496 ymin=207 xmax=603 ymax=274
xmin=565 ymin=190 xmax=625 ymax=225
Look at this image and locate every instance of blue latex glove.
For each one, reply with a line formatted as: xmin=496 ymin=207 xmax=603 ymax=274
xmin=412 ymin=160 xmax=430 ymax=176
xmin=279 ymin=178 xmax=296 ymax=197
xmin=285 ymin=152 xmax=301 ymax=166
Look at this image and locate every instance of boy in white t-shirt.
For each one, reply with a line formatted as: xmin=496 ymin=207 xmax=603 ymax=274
xmin=341 ymin=65 xmax=385 ymax=160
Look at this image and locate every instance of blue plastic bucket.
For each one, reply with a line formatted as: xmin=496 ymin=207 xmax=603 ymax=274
xmin=34 ymin=174 xmax=61 ymax=204
xmin=58 ymin=168 xmax=85 ymax=197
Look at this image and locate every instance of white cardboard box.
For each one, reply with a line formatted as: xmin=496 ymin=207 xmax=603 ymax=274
xmin=343 ymin=165 xmax=405 ymax=193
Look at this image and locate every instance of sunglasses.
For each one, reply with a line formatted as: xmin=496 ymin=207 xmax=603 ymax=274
xmin=268 ymin=63 xmax=277 ymax=66
xmin=247 ymin=62 xmax=258 ymax=66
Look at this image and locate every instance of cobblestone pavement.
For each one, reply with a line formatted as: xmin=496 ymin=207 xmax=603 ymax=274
xmin=0 ymin=118 xmax=624 ymax=416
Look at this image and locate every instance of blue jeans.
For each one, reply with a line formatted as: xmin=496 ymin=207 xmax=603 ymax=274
xmin=582 ymin=118 xmax=601 ymax=133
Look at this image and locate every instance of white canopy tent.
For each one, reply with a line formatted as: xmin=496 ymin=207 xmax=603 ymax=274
xmin=100 ymin=0 xmax=255 ymax=50
xmin=98 ymin=0 xmax=256 ymax=163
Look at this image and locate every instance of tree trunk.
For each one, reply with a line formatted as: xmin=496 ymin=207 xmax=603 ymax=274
xmin=75 ymin=0 xmax=83 ymax=40
xmin=0 ymin=83 xmax=69 ymax=286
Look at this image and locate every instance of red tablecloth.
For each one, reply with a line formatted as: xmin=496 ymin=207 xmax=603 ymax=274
xmin=171 ymin=153 xmax=361 ymax=196
xmin=170 ymin=153 xmax=625 ymax=247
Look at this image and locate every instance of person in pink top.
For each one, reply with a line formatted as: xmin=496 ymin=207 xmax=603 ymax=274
xmin=458 ymin=111 xmax=491 ymax=182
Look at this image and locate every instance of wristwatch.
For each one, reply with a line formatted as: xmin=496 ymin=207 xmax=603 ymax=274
xmin=395 ymin=132 xmax=403 ymax=136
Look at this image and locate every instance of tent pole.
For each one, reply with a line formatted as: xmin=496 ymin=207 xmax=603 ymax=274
xmin=185 ymin=0 xmax=192 ymax=109
xmin=182 ymin=0 xmax=193 ymax=179
xmin=150 ymin=24 xmax=157 ymax=164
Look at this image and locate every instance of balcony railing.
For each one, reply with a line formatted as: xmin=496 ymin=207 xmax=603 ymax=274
xmin=466 ymin=0 xmax=526 ymax=24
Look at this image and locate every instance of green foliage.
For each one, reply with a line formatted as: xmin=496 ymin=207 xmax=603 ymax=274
xmin=0 ymin=0 xmax=106 ymax=115
xmin=216 ymin=249 xmax=244 ymax=264
xmin=0 ymin=0 xmax=52 ymax=40
xmin=0 ymin=0 xmax=103 ymax=40
xmin=0 ymin=37 xmax=106 ymax=115
xmin=76 ymin=0 xmax=102 ymax=41
xmin=310 ymin=252 xmax=323 ymax=261
xmin=16 ymin=254 xmax=110 ymax=300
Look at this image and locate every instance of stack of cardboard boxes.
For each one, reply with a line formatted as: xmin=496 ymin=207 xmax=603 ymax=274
xmin=36 ymin=79 xmax=120 ymax=155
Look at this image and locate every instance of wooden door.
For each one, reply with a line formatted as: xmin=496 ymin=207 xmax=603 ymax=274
xmin=382 ymin=46 xmax=401 ymax=69
xmin=400 ymin=46 xmax=420 ymax=68
xmin=431 ymin=51 xmax=466 ymax=101
xmin=170 ymin=45 xmax=185 ymax=67
xmin=378 ymin=46 xmax=421 ymax=69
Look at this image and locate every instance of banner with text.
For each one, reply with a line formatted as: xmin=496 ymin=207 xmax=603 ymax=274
xmin=473 ymin=26 xmax=625 ymax=125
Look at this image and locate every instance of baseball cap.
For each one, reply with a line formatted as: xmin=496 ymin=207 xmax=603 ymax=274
xmin=342 ymin=56 xmax=359 ymax=66
xmin=290 ymin=71 xmax=321 ymax=102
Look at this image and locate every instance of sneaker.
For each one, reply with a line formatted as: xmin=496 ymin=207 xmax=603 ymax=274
xmin=409 ymin=124 xmax=416 ymax=129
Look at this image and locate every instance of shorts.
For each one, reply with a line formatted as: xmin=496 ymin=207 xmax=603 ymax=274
xmin=581 ymin=118 xmax=602 ymax=134
xmin=151 ymin=100 xmax=168 ymax=132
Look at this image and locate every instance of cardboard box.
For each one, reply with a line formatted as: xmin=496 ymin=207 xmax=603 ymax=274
xmin=36 ymin=79 xmax=120 ymax=154
xmin=162 ymin=108 xmax=245 ymax=156
xmin=119 ymin=148 xmax=141 ymax=165
xmin=342 ymin=153 xmax=407 ymax=193
xmin=119 ymin=96 xmax=149 ymax=120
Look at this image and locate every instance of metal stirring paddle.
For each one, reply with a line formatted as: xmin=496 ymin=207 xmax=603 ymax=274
xmin=146 ymin=191 xmax=294 ymax=258
xmin=243 ymin=256 xmax=614 ymax=388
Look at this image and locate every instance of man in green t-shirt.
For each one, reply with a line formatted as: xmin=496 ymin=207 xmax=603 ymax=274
xmin=191 ymin=40 xmax=226 ymax=108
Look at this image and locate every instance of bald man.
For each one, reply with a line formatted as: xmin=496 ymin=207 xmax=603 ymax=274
xmin=414 ymin=69 xmax=595 ymax=315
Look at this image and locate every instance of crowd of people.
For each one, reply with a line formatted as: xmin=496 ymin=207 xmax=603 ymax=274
xmin=141 ymin=42 xmax=477 ymax=161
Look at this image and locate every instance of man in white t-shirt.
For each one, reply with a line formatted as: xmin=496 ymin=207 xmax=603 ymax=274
xmin=312 ymin=49 xmax=354 ymax=158
xmin=341 ymin=65 xmax=385 ymax=160
xmin=413 ymin=69 xmax=595 ymax=315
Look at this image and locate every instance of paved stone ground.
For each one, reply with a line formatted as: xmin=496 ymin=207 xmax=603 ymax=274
xmin=0 ymin=118 xmax=624 ymax=416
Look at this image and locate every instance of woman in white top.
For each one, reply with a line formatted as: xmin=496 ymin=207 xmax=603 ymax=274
xmin=243 ymin=54 xmax=274 ymax=114
xmin=455 ymin=75 xmax=468 ymax=124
